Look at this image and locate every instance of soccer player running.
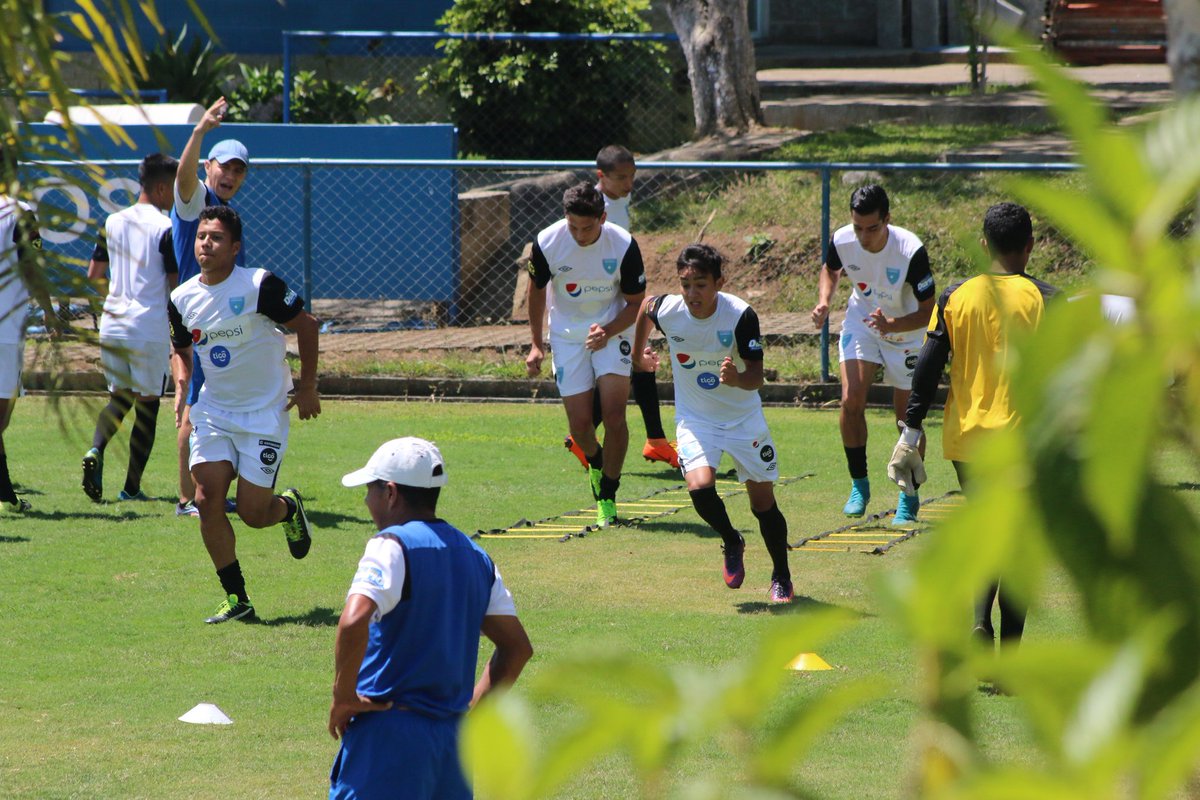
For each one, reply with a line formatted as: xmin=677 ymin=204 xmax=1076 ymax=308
xmin=633 ymin=244 xmax=794 ymax=603
xmin=0 ymin=190 xmax=53 ymax=513
xmin=172 ymin=96 xmax=249 ymax=517
xmin=167 ymin=206 xmax=320 ymax=624
xmin=811 ymin=184 xmax=936 ymax=525
xmin=329 ymin=437 xmax=532 ymax=799
xmin=526 ymin=183 xmax=646 ymax=527
xmin=888 ymin=202 xmax=1056 ymax=648
xmin=562 ymin=145 xmax=679 ymax=471
xmin=82 ymin=153 xmax=179 ymax=502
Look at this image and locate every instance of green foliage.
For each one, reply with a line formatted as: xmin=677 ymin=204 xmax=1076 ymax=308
xmin=417 ymin=0 xmax=669 ymax=158
xmin=225 ymin=63 xmax=396 ymax=124
xmin=125 ymin=24 xmax=234 ymax=105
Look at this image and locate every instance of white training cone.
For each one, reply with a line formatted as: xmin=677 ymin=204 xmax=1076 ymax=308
xmin=178 ymin=703 xmax=233 ymax=725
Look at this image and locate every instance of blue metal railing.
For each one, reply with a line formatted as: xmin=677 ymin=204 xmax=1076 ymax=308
xmin=280 ymin=30 xmax=678 ymax=125
xmin=27 ymin=158 xmax=1079 ymax=370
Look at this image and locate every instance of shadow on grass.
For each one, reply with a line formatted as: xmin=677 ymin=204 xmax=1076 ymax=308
xmin=1173 ymin=482 xmax=1200 ymax=492
xmin=735 ymin=594 xmax=860 ymax=616
xmin=307 ymin=510 xmax=365 ymax=528
xmin=261 ymin=606 xmax=341 ymax=627
xmin=636 ymin=519 xmax=720 ymax=539
xmin=0 ymin=535 xmax=30 ymax=544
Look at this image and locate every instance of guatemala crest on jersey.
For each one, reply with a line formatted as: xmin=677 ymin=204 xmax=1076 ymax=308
xmin=886 ymin=267 xmax=901 ymax=284
xmin=229 ymin=296 xmax=245 ymax=315
xmin=717 ymin=330 xmax=733 ymax=347
xmin=602 ymin=258 xmax=618 ymax=275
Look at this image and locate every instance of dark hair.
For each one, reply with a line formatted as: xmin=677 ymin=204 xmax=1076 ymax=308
xmin=850 ymin=184 xmax=890 ymax=218
xmin=198 ymin=204 xmax=242 ymax=244
xmin=139 ymin=153 xmax=179 ymax=190
xmin=563 ymin=182 xmax=606 ymax=218
xmin=596 ymin=144 xmax=634 ymax=173
xmin=983 ymin=202 xmax=1033 ymax=255
xmin=397 ymin=484 xmax=440 ymax=510
xmin=676 ymin=243 xmax=724 ymax=279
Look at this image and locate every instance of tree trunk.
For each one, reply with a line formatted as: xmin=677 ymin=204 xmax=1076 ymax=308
xmin=1164 ymin=0 xmax=1200 ymax=96
xmin=666 ymin=0 xmax=763 ymax=137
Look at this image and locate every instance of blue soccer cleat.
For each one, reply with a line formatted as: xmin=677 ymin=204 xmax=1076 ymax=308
xmin=893 ymin=491 xmax=920 ymax=526
xmin=842 ymin=478 xmax=870 ymax=517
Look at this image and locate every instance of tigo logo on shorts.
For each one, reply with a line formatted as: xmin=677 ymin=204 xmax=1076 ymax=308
xmin=619 ymin=340 xmax=631 ymax=356
xmin=209 ymin=346 xmax=231 ymax=368
xmin=260 ymin=448 xmax=278 ymax=465
xmin=760 ymin=444 xmax=775 ymax=462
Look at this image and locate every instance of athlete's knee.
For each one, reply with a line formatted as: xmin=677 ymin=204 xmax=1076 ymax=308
xmin=841 ymin=393 xmax=868 ymax=416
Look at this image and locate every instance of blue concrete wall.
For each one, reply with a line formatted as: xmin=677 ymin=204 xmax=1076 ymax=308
xmin=23 ymin=124 xmax=458 ymax=303
xmin=46 ymin=0 xmax=453 ymax=54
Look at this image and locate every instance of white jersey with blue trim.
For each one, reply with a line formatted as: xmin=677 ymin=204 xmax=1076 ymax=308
xmin=97 ymin=203 xmax=176 ymax=342
xmin=650 ymin=292 xmax=764 ymax=428
xmin=828 ymin=224 xmax=933 ymax=343
xmin=0 ymin=197 xmax=37 ymax=345
xmin=169 ymin=266 xmax=302 ymax=413
xmin=598 ymin=184 xmax=631 ymax=231
xmin=531 ymin=218 xmax=645 ymax=343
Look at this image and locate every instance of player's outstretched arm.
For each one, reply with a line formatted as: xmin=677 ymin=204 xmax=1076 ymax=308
xmin=812 ymin=264 xmax=840 ymax=328
xmin=472 ymin=614 xmax=533 ymax=709
xmin=176 ymin=97 xmax=227 ymax=208
xmin=525 ymin=282 xmax=547 ymax=377
xmin=631 ymin=296 xmax=657 ymax=373
xmin=284 ymin=310 xmax=321 ymax=420
xmin=329 ymin=594 xmax=393 ymax=740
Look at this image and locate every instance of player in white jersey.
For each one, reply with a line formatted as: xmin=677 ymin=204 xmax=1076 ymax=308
xmin=526 ymin=183 xmax=646 ymax=527
xmin=633 ymin=244 xmax=794 ymax=603
xmin=82 ymin=153 xmax=179 ymax=503
xmin=0 ymin=194 xmax=52 ymax=513
xmin=811 ymin=185 xmax=936 ymax=525
xmin=167 ymin=205 xmax=321 ymax=624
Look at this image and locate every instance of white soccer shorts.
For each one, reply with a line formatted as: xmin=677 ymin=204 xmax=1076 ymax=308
xmin=188 ymin=401 xmax=290 ymax=489
xmin=838 ymin=318 xmax=923 ymax=390
xmin=0 ymin=341 xmax=24 ymax=399
xmin=99 ymin=337 xmax=169 ymax=397
xmin=550 ymin=332 xmax=633 ymax=398
xmin=675 ymin=414 xmax=779 ymax=484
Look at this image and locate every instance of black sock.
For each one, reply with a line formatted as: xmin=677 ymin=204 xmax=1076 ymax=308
xmin=997 ymin=584 xmax=1026 ymax=644
xmin=689 ymin=486 xmax=741 ymax=549
xmin=844 ymin=446 xmax=868 ymax=480
xmin=591 ymin=388 xmax=603 ymax=430
xmin=598 ymin=475 xmax=620 ymax=502
xmin=631 ymin=370 xmax=665 ymax=440
xmin=0 ymin=448 xmax=16 ymax=503
xmin=974 ymin=583 xmax=998 ymax=635
xmin=216 ymin=560 xmax=249 ymax=604
xmin=93 ymin=390 xmax=134 ymax=453
xmin=280 ymin=494 xmax=297 ymax=521
xmin=586 ymin=444 xmax=604 ymax=471
xmin=753 ymin=502 xmax=791 ymax=584
xmin=124 ymin=399 xmax=160 ymax=495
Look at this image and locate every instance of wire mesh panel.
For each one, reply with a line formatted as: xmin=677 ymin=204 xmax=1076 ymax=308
xmin=24 ymin=159 xmax=1107 ymax=340
xmin=282 ymin=32 xmax=692 ymax=158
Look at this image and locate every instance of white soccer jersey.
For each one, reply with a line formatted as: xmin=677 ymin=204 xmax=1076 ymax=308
xmin=168 ymin=266 xmax=304 ymax=413
xmin=0 ymin=198 xmax=38 ymax=345
xmin=93 ymin=203 xmax=177 ymax=342
xmin=529 ymin=218 xmax=646 ymax=343
xmin=598 ymin=184 xmax=631 ymax=231
xmin=827 ymin=224 xmax=935 ymax=343
xmin=648 ymin=292 xmax=764 ymax=427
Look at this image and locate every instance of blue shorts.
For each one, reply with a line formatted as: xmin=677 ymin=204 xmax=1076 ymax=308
xmin=330 ymin=709 xmax=469 ymax=800
xmin=187 ymin=350 xmax=205 ymax=405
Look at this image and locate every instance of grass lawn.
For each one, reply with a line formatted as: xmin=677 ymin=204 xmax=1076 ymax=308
xmin=6 ymin=396 xmax=1188 ymax=798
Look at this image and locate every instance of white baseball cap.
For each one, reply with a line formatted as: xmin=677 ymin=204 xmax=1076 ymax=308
xmin=342 ymin=437 xmax=448 ymax=488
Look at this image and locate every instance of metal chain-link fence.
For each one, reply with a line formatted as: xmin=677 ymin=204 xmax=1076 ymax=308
xmin=30 ymin=159 xmax=1106 ymax=342
xmin=281 ymin=32 xmax=693 ymax=158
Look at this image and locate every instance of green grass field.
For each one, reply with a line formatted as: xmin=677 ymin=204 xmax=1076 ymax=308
xmin=2 ymin=396 xmax=1167 ymax=799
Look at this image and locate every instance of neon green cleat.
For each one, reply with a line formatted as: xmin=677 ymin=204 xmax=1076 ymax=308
xmin=588 ymin=466 xmax=603 ymax=501
xmin=279 ymin=488 xmax=312 ymax=559
xmin=596 ymin=498 xmax=617 ymax=528
xmin=204 ymin=594 xmax=256 ymax=624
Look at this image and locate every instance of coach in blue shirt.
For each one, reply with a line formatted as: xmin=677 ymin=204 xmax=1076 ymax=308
xmin=329 ymin=437 xmax=533 ymax=800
